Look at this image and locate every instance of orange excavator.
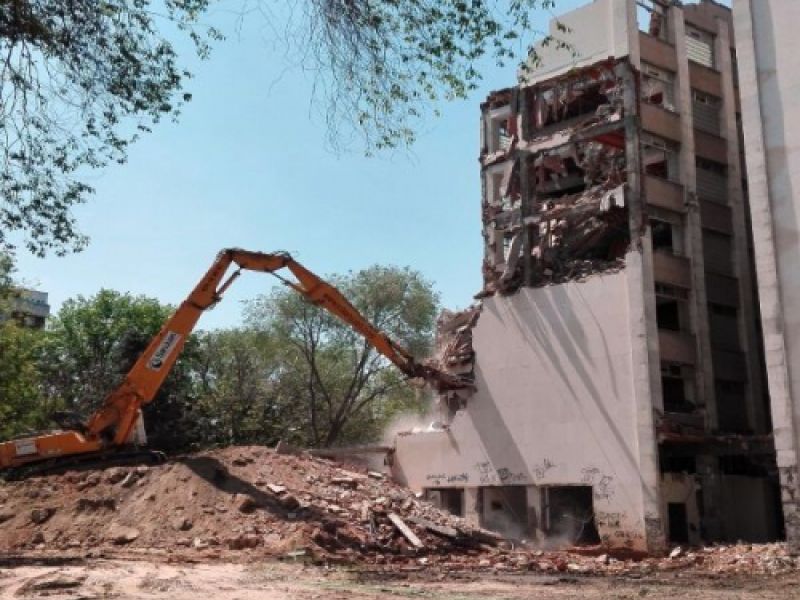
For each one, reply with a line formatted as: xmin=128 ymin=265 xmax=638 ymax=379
xmin=0 ymin=248 xmax=467 ymax=474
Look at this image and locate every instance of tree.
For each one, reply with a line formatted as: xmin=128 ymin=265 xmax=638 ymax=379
xmin=38 ymin=289 xmax=202 ymax=451
xmin=2 ymin=1 xmax=565 ymax=256
xmin=245 ymin=265 xmax=437 ymax=447
xmin=294 ymin=0 xmax=563 ymax=151
xmin=1 ymin=0 xmax=220 ymax=256
xmin=0 ymin=254 xmax=49 ymax=439
xmin=0 ymin=318 xmax=47 ymax=439
xmin=193 ymin=328 xmax=292 ymax=447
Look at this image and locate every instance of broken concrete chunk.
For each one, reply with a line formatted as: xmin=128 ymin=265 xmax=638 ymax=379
xmin=173 ymin=517 xmax=193 ymax=531
xmin=19 ymin=574 xmax=87 ymax=594
xmin=108 ymin=525 xmax=140 ymax=545
xmin=279 ymin=494 xmax=300 ymax=510
xmin=330 ymin=477 xmax=358 ymax=489
xmin=669 ymin=546 xmax=684 ymax=559
xmin=235 ymin=494 xmax=258 ymax=513
xmin=30 ymin=507 xmax=55 ymax=524
xmin=104 ymin=467 xmax=127 ymax=484
xmin=266 ymin=483 xmax=287 ymax=495
xmin=387 ymin=512 xmax=424 ymax=549
xmin=120 ymin=472 xmax=137 ymax=487
xmin=407 ymin=516 xmax=459 ymax=540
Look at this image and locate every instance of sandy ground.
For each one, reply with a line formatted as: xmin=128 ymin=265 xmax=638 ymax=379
xmin=2 ymin=558 xmax=800 ymax=600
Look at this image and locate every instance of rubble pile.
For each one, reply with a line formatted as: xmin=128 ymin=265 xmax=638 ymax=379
xmin=0 ymin=446 xmax=502 ymax=564
xmin=1 ymin=447 xmax=797 ymax=576
xmin=432 ymin=307 xmax=480 ymax=378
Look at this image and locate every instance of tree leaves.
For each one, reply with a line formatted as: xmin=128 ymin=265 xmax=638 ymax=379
xmin=0 ymin=0 xmax=216 ymax=256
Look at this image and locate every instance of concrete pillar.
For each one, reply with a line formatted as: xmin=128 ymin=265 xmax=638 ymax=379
xmin=621 ymin=58 xmax=666 ymax=554
xmin=733 ymin=0 xmax=800 ymax=548
xmin=463 ymin=487 xmax=481 ymax=529
xmin=525 ymin=485 xmax=542 ymax=541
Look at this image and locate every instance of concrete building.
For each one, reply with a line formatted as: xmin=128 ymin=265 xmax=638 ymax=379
xmin=6 ymin=289 xmax=50 ymax=329
xmin=392 ymin=0 xmax=781 ymax=553
xmin=733 ymin=0 xmax=800 ymax=545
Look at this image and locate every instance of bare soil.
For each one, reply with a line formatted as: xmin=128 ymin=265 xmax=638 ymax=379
xmin=1 ymin=558 xmax=800 ymax=600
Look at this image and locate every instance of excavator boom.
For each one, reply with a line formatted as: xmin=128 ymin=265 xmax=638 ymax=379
xmin=0 ymin=249 xmax=467 ymax=471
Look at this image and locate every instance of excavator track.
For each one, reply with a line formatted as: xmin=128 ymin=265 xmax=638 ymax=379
xmin=2 ymin=449 xmax=166 ymax=481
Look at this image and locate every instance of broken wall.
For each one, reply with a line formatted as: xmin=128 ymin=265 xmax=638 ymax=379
xmin=519 ymin=0 xmax=637 ymax=86
xmin=393 ymin=265 xmax=662 ymax=552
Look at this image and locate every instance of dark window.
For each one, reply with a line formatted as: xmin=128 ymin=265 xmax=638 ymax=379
xmin=657 ymin=298 xmax=681 ymax=331
xmin=715 ymin=380 xmax=750 ymax=433
xmin=543 ymin=486 xmax=600 ymax=545
xmin=668 ymin=503 xmax=690 ymax=544
xmin=651 ymin=219 xmax=674 ymax=252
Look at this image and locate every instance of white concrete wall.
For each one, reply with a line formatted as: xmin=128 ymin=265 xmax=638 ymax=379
xmin=519 ymin=0 xmax=638 ymax=86
xmin=734 ymin=0 xmax=800 ymax=543
xmin=394 ymin=265 xmax=660 ymax=551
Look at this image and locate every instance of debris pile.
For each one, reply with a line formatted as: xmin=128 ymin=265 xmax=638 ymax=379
xmin=0 ymin=446 xmax=502 ymax=564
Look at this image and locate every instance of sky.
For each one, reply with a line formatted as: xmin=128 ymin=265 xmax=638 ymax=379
xmin=12 ymin=0 xmax=716 ymax=329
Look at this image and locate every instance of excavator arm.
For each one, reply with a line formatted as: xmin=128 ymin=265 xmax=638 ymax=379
xmin=1 ymin=249 xmax=467 ymax=470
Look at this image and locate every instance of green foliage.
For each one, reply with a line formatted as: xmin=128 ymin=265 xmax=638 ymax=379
xmin=246 ymin=265 xmax=437 ymax=447
xmin=0 ymin=265 xmax=438 ymax=452
xmin=39 ymin=289 xmax=202 ymax=452
xmin=297 ymin=0 xmax=562 ymax=151
xmin=0 ymin=0 xmax=221 ymax=256
xmin=193 ymin=328 xmax=290 ymax=448
xmin=0 ymin=320 xmax=48 ymax=439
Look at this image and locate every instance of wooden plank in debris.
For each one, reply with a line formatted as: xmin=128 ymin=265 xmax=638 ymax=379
xmin=387 ymin=512 xmax=424 ymax=549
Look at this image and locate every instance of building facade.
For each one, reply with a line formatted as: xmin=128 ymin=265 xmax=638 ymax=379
xmin=5 ymin=289 xmax=50 ymax=330
xmin=393 ymin=0 xmax=781 ymax=552
xmin=733 ymin=0 xmax=800 ymax=545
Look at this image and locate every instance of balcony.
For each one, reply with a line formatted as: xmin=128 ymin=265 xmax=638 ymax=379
xmin=694 ymin=130 xmax=728 ymax=164
xmin=659 ymin=330 xmax=697 ymax=365
xmin=689 ymin=62 xmax=722 ymax=97
xmin=700 ymin=200 xmax=732 ymax=234
xmin=641 ymin=103 xmax=682 ymax=143
xmin=644 ymin=175 xmax=685 ymax=213
xmin=653 ymin=252 xmax=692 ymax=289
xmin=639 ymin=33 xmax=678 ymax=72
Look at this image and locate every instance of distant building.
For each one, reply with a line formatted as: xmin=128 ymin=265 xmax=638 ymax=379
xmin=393 ymin=0 xmax=781 ymax=553
xmin=7 ymin=288 xmax=50 ymax=329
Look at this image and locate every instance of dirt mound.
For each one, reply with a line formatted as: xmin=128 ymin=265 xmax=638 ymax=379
xmin=0 ymin=446 xmax=499 ymax=564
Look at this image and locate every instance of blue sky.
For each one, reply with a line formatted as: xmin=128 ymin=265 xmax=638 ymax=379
xmin=13 ymin=0 xmax=674 ymax=329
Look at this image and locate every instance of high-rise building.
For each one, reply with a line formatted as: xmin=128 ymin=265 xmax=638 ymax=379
xmin=392 ymin=0 xmax=781 ymax=552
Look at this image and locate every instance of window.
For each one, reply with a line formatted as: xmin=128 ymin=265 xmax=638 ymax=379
xmin=661 ymin=362 xmax=695 ymax=413
xmin=637 ymin=1 xmax=669 ymax=42
xmin=685 ymin=24 xmax=715 ymax=69
xmin=709 ymin=303 xmax=740 ymax=350
xmin=696 ymin=157 xmax=728 ymax=204
xmin=692 ymin=90 xmax=721 ymax=136
xmin=715 ymin=380 xmax=749 ymax=433
xmin=486 ymin=106 xmax=512 ymax=154
xmin=657 ymin=298 xmax=681 ymax=331
xmin=702 ymin=230 xmax=734 ymax=275
xmin=642 ymin=134 xmax=680 ymax=182
xmin=642 ymin=63 xmax=676 ymax=112
xmin=651 ymin=218 xmax=675 ymax=253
